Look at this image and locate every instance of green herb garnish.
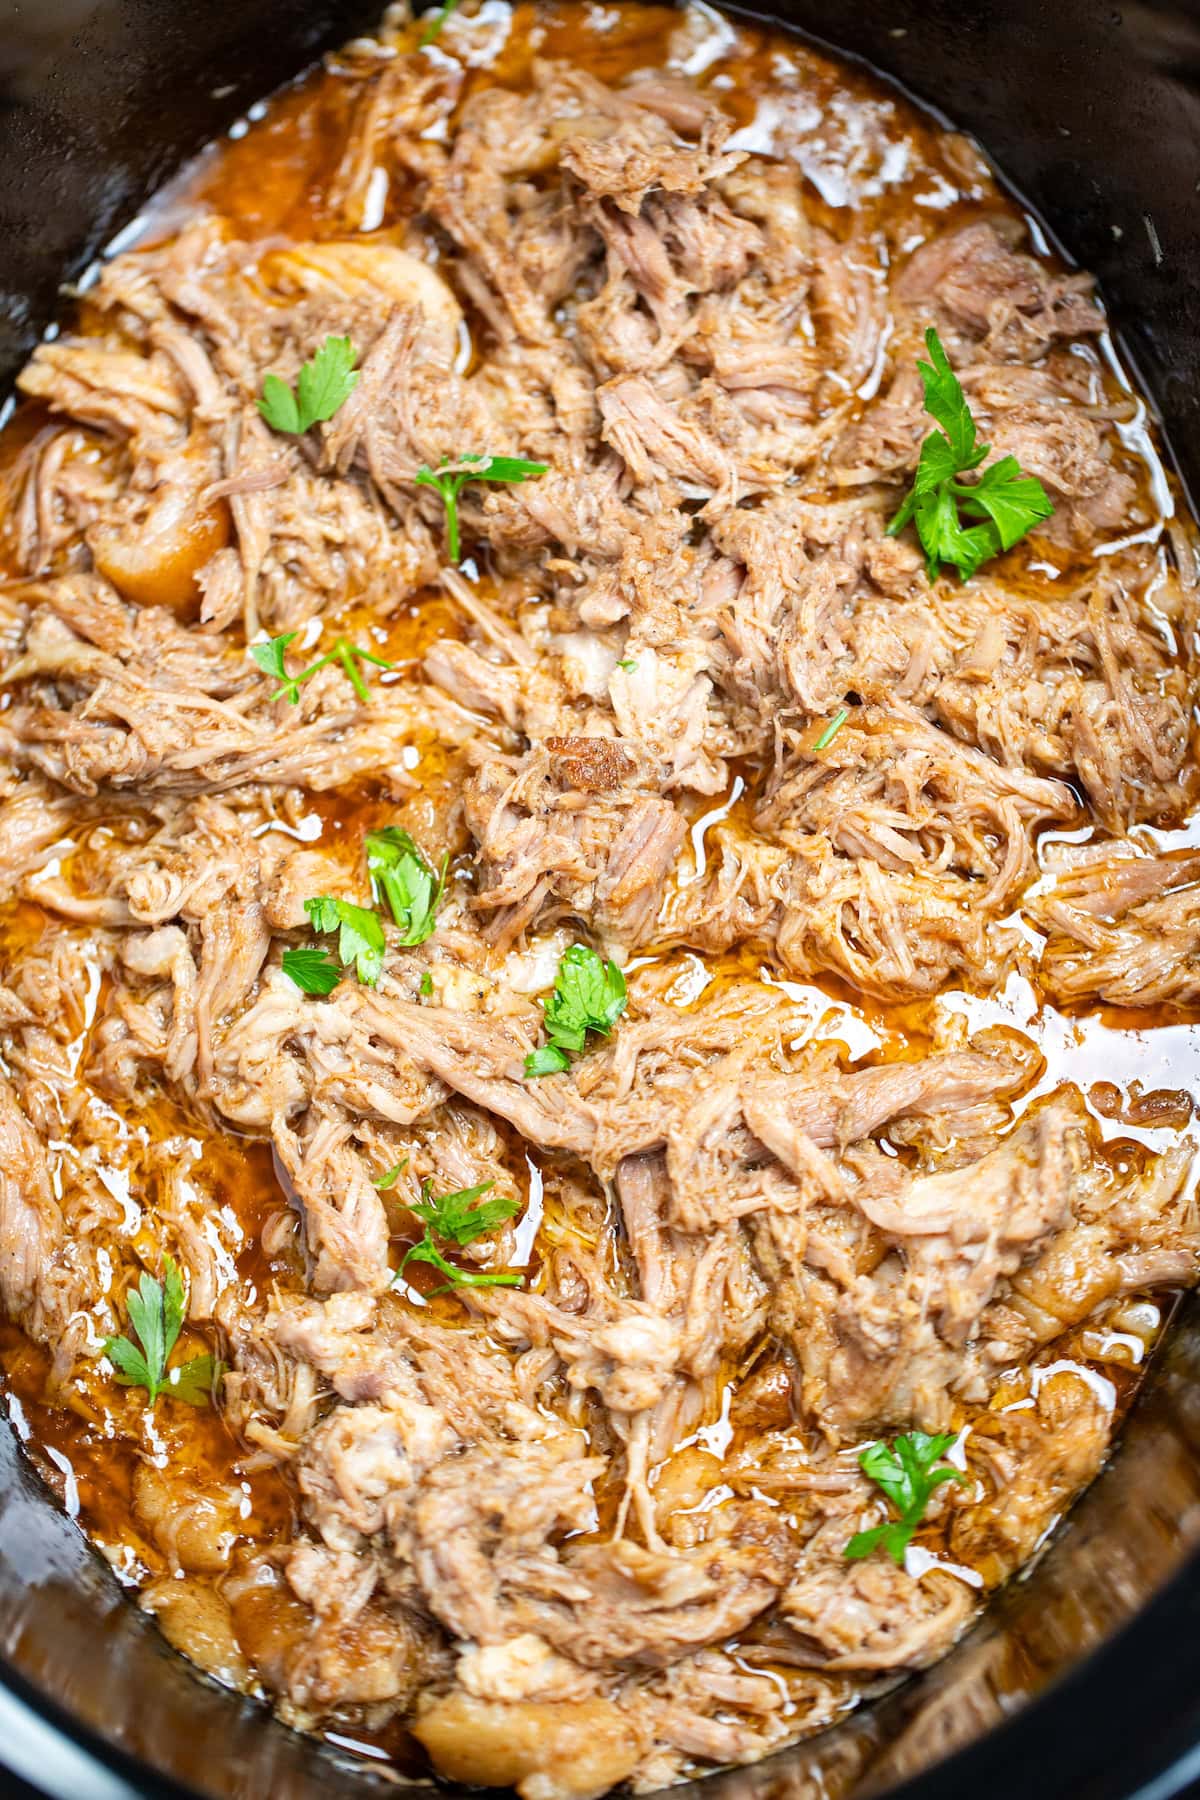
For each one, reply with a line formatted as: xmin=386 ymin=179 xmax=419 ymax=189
xmin=258 ymin=334 xmax=359 ymax=435
xmin=617 ymin=658 xmax=639 ymax=672
xmin=398 ymin=1179 xmax=521 ymax=1293
xmin=365 ymin=828 xmax=448 ymax=946
xmin=162 ymin=1356 xmax=224 ymax=1405
xmin=103 ymin=1254 xmax=222 ymax=1409
xmin=813 ymin=707 xmax=849 ymax=751
xmin=299 ymin=895 xmax=386 ymax=988
xmin=887 ymin=328 xmax=1053 ymax=581
xmin=373 ymin=1159 xmax=408 ymax=1189
xmin=249 ymin=630 xmax=298 ymax=691
xmin=282 ymin=835 xmax=444 ymax=997
xmin=420 ymin=0 xmax=461 ymax=44
xmin=415 ymin=454 xmax=548 ymax=563
xmin=280 ymin=944 xmax=343 ymax=995
xmin=283 ymin=894 xmax=388 ymax=994
xmin=409 ymin=1178 xmax=518 ymax=1246
xmin=843 ymin=1430 xmax=968 ymax=1565
xmin=524 ymin=943 xmax=627 ymax=1079
xmin=250 ymin=630 xmax=392 ymax=706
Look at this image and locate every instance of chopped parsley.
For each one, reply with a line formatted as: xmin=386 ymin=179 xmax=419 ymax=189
xmin=280 ymin=945 xmax=343 ymax=996
xmin=843 ymin=1430 xmax=968 ymax=1565
xmin=249 ymin=630 xmax=297 ymax=690
xmin=103 ymin=1254 xmax=221 ymax=1409
xmin=524 ymin=943 xmax=627 ymax=1079
xmin=420 ymin=0 xmax=461 ymax=44
xmin=258 ymin=334 xmax=360 ymax=435
xmin=415 ymin=454 xmax=548 ymax=563
xmin=408 ymin=1178 xmax=518 ymax=1246
xmin=373 ymin=1159 xmax=408 ymax=1189
xmin=299 ymin=895 xmax=386 ymax=988
xmin=617 ymin=658 xmax=639 ymax=672
xmin=283 ymin=828 xmax=453 ymax=996
xmin=813 ymin=706 xmax=849 ymax=751
xmin=250 ymin=630 xmax=392 ymax=706
xmin=887 ymin=327 xmax=1054 ymax=581
xmin=398 ymin=1178 xmax=521 ymax=1293
xmin=365 ymin=827 xmax=447 ymax=946
xmin=282 ymin=898 xmax=382 ymax=993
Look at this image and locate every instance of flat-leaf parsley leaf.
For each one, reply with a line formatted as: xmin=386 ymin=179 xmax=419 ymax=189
xmin=103 ymin=1254 xmax=222 ymax=1409
xmin=365 ymin=827 xmax=448 ymax=945
xmin=843 ymin=1430 xmax=968 ymax=1565
xmin=398 ymin=1178 xmax=521 ymax=1293
xmin=416 ymin=454 xmax=548 ymax=563
xmin=302 ymin=895 xmax=386 ymax=988
xmin=164 ymin=1353 xmax=224 ymax=1406
xmin=887 ymin=327 xmax=1053 ymax=581
xmin=410 ymin=1178 xmax=518 ymax=1246
xmin=524 ymin=943 xmax=627 ymax=1079
xmin=280 ymin=944 xmax=343 ymax=996
xmin=259 ymin=334 xmax=359 ymax=435
xmin=420 ymin=0 xmax=461 ymax=44
xmin=250 ymin=630 xmax=392 ymax=706
xmin=249 ymin=630 xmax=298 ymax=688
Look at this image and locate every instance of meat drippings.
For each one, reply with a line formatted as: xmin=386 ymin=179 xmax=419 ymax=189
xmin=0 ymin=3 xmax=1198 ymax=1794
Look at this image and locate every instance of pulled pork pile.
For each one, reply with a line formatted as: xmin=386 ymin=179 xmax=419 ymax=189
xmin=1 ymin=4 xmax=1198 ymax=1793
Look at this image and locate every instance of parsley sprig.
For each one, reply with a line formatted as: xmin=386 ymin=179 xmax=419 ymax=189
xmin=282 ymin=829 xmax=449 ymax=996
xmin=398 ymin=1179 xmax=521 ymax=1293
xmin=250 ymin=630 xmax=392 ymax=706
xmin=103 ymin=1254 xmax=222 ymax=1410
xmin=813 ymin=707 xmax=848 ymax=751
xmin=374 ymin=1158 xmax=409 ymax=1189
xmin=415 ymin=454 xmax=548 ymax=563
xmin=420 ymin=0 xmax=461 ymax=44
xmin=279 ymin=945 xmax=342 ymax=996
xmin=844 ymin=1430 xmax=968 ymax=1565
xmin=366 ymin=828 xmax=447 ymax=946
xmin=524 ymin=944 xmax=627 ymax=1079
xmin=282 ymin=895 xmax=386 ymax=993
xmin=259 ymin=334 xmax=359 ymax=435
xmin=887 ymin=328 xmax=1053 ymax=581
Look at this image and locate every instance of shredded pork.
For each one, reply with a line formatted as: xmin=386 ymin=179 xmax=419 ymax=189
xmin=0 ymin=3 xmax=1198 ymax=1795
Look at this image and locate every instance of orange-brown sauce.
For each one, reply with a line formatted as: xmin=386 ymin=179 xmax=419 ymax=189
xmin=0 ymin=0 xmax=1194 ymax=1768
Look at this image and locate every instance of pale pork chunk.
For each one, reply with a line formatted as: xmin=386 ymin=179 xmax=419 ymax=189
xmin=1029 ymin=842 xmax=1200 ymax=1007
xmin=0 ymin=3 xmax=1197 ymax=1796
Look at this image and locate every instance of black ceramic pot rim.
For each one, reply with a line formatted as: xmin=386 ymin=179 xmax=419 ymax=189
xmin=3 ymin=1468 xmax=1200 ymax=1800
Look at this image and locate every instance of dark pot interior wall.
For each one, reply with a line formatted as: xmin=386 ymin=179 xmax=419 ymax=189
xmin=4 ymin=0 xmax=1200 ymax=484
xmin=0 ymin=0 xmax=377 ymax=379
xmin=3 ymin=4 xmax=1200 ymax=1799
xmin=786 ymin=0 xmax=1200 ymax=502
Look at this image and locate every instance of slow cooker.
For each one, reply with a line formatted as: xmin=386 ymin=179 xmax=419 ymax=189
xmin=3 ymin=2 xmax=1200 ymax=1796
